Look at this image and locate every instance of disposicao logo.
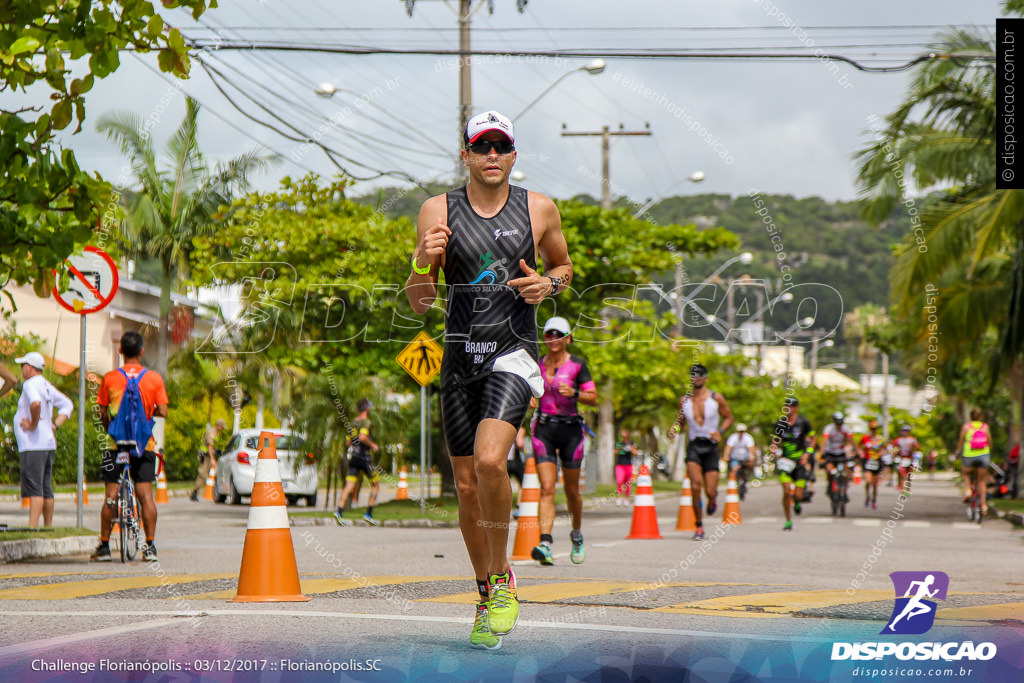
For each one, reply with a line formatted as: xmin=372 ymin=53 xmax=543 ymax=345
xmin=831 ymin=571 xmax=997 ymax=662
xmin=882 ymin=570 xmax=948 ymax=635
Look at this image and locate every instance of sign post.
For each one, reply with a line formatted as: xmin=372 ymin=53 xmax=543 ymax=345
xmin=396 ymin=331 xmax=443 ymax=515
xmin=53 ymin=246 xmax=118 ymax=528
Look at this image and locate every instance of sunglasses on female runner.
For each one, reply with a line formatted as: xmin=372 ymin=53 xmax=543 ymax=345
xmin=466 ymin=139 xmax=515 ymax=155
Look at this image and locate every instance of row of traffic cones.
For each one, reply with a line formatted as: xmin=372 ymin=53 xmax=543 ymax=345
xmin=506 ymin=458 xmax=746 ymax=552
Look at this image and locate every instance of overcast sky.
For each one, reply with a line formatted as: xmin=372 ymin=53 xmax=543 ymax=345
xmin=20 ymin=0 xmax=1001 ymax=204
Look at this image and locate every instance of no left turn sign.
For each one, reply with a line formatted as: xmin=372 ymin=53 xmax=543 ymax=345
xmin=53 ymin=246 xmax=119 ymax=315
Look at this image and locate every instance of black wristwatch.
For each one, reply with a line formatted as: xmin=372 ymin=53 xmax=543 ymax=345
xmin=573 ymin=389 xmax=579 ymax=400
xmin=547 ymin=275 xmax=561 ymax=296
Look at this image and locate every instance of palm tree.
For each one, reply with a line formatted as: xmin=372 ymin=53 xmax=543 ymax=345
xmin=98 ymin=98 xmax=277 ymax=375
xmin=854 ymin=19 xmax=1024 ymax=446
xmin=844 ymin=304 xmax=887 ymax=402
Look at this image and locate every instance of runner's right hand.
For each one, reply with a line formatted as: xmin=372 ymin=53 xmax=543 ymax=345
xmin=417 ymin=218 xmax=451 ymax=260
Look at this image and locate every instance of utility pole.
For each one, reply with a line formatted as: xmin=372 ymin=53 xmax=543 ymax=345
xmin=405 ymin=0 xmax=527 ymax=181
xmin=561 ymin=124 xmax=651 ymax=209
xmin=561 ymin=122 xmax=651 ymax=489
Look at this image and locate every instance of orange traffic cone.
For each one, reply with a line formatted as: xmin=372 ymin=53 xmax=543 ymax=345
xmin=853 ymin=464 xmax=863 ymax=486
xmin=626 ymin=464 xmax=662 ymax=539
xmin=230 ymin=431 xmax=309 ymax=603
xmin=510 ymin=456 xmax=541 ymax=560
xmin=202 ymin=462 xmax=216 ymax=501
xmin=723 ymin=474 xmax=743 ymax=525
xmin=675 ymin=477 xmax=697 ymax=532
xmin=21 ymin=497 xmax=29 ymax=509
xmin=396 ymin=467 xmax=409 ymax=501
xmin=75 ymin=480 xmax=89 ymax=506
xmin=155 ymin=467 xmax=170 ymax=504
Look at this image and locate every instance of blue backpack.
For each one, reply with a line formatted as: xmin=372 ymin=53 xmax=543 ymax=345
xmin=107 ymin=368 xmax=154 ymax=456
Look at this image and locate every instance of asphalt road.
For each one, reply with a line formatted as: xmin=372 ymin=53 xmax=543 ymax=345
xmin=0 ymin=472 xmax=1021 ymax=682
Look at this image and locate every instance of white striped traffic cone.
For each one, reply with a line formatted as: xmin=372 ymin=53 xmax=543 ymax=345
xmin=155 ymin=467 xmax=169 ymax=504
xmin=626 ymin=464 xmax=662 ymax=539
xmin=510 ymin=456 xmax=541 ymax=560
xmin=202 ymin=462 xmax=216 ymax=501
xmin=396 ymin=467 xmax=409 ymax=501
xmin=723 ymin=474 xmax=743 ymax=525
xmin=230 ymin=431 xmax=309 ymax=603
xmin=675 ymin=477 xmax=696 ymax=532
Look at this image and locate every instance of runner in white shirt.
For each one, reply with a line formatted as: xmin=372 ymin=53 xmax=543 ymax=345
xmin=724 ymin=424 xmax=755 ymax=479
xmin=13 ymin=352 xmax=74 ymax=528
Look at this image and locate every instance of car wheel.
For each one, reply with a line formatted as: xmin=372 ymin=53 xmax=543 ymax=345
xmin=305 ymin=492 xmax=317 ymax=507
xmin=285 ymin=494 xmax=299 ymax=507
xmin=229 ymin=477 xmax=242 ymax=505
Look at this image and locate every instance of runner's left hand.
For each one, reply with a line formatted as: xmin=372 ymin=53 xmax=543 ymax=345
xmin=508 ymin=260 xmax=552 ymax=304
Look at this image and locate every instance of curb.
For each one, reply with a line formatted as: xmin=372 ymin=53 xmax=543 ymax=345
xmin=0 ymin=535 xmax=96 ymax=564
xmin=289 ymin=517 xmax=458 ymax=528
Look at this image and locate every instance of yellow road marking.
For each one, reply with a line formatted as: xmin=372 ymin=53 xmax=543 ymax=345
xmin=654 ymin=589 xmax=895 ymax=615
xmin=651 ymin=607 xmax=786 ymax=619
xmin=936 ymin=603 xmax=1024 ymax=623
xmin=179 ymin=575 xmax=457 ymax=601
xmin=0 ymin=572 xmax=117 ymax=580
xmin=0 ymin=574 xmax=233 ymax=600
xmin=423 ymin=581 xmax=647 ymax=605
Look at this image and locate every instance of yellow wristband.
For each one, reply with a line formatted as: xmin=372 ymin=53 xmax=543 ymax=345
xmin=411 ymin=255 xmax=431 ymax=275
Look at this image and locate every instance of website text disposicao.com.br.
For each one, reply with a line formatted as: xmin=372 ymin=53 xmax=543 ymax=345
xmin=851 ymin=665 xmax=979 ymax=679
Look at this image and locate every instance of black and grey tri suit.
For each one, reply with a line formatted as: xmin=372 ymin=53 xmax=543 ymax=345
xmin=439 ymin=185 xmax=543 ymax=458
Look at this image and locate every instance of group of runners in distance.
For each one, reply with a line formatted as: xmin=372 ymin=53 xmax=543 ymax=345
xmin=403 ymin=109 xmax=997 ymax=651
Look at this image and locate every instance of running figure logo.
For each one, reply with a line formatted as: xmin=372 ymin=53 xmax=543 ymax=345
xmin=881 ymin=571 xmax=949 ymax=635
xmin=469 ymin=251 xmax=509 ymax=285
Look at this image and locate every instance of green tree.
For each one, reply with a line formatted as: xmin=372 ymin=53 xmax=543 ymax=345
xmin=98 ymin=98 xmax=277 ymax=375
xmin=549 ymin=201 xmax=739 ymax=482
xmin=0 ymin=0 xmax=216 ymax=298
xmin=854 ymin=16 xmax=1024 ymax=446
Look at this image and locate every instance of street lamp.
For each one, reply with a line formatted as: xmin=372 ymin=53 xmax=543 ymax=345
xmin=632 ymin=171 xmax=706 ymax=219
xmin=810 ymin=338 xmax=835 ymax=386
xmin=652 ymin=251 xmax=752 ymax=340
xmin=782 ymin=316 xmax=815 ymax=383
xmin=512 ymin=59 xmax=606 ymax=122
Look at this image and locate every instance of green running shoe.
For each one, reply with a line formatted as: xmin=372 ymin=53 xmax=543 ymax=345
xmin=531 ymin=543 xmax=554 ymax=566
xmin=486 ymin=571 xmax=519 ymax=635
xmin=783 ymin=520 xmax=793 ymax=531
xmin=469 ymin=602 xmax=501 ymax=650
xmin=570 ymin=531 xmax=585 ymax=565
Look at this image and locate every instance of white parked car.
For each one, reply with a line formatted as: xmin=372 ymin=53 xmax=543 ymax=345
xmin=214 ymin=429 xmax=318 ymax=506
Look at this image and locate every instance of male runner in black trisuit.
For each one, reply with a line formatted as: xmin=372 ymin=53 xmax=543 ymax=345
xmin=406 ymin=110 xmax=572 ymax=650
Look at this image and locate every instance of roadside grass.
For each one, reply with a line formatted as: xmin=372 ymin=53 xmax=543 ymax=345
xmin=0 ymin=527 xmax=96 ymax=541
xmin=989 ymin=498 xmax=1024 ymax=515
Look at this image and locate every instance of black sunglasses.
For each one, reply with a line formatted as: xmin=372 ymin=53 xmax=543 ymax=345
xmin=543 ymin=331 xmax=566 ymax=339
xmin=466 ymin=139 xmax=515 ymax=155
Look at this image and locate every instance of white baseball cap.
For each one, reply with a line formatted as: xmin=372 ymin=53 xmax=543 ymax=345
xmin=465 ymin=111 xmax=515 ymax=145
xmin=15 ymin=352 xmax=45 ymax=370
xmin=543 ymin=316 xmax=571 ymax=336
xmin=736 ymin=423 xmax=748 ymax=432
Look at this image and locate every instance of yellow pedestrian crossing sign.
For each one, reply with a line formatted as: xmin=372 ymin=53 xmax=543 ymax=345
xmin=397 ymin=331 xmax=443 ymax=386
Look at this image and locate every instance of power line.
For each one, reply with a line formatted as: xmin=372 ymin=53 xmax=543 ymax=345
xmin=127 ymin=53 xmax=320 ymax=177
xmin=183 ymin=42 xmax=965 ymax=72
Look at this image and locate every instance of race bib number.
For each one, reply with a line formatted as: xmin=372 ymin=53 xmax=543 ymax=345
xmin=864 ymin=459 xmax=881 ymax=472
xmin=900 ymin=457 xmax=913 ymax=468
xmin=115 ymin=452 xmax=130 ymax=465
xmin=881 ymin=454 xmax=893 ymax=465
xmin=776 ymin=458 xmax=797 ymax=474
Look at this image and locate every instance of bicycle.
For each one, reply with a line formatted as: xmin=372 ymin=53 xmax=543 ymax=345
xmin=114 ymin=441 xmax=144 ymax=562
xmin=827 ymin=458 xmax=850 ymax=517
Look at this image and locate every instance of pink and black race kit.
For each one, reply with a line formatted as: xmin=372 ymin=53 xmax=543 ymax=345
xmin=531 ymin=354 xmax=596 ymax=470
